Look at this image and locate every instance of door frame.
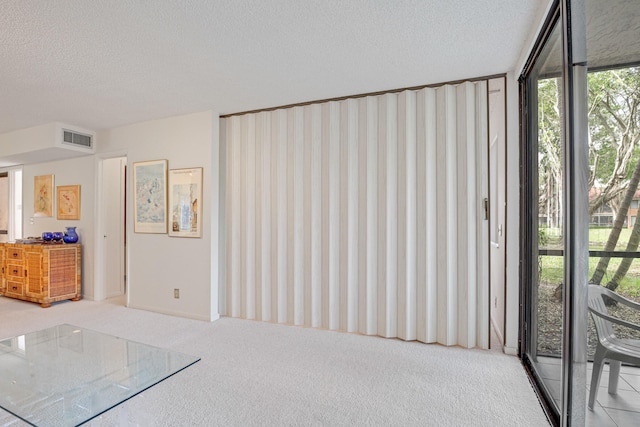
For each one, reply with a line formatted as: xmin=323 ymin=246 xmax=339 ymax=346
xmin=488 ymin=77 xmax=507 ymax=350
xmin=0 ymin=166 xmax=23 ymax=243
xmin=94 ymin=151 xmax=128 ymax=302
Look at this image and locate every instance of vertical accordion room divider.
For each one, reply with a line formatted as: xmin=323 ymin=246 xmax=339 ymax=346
xmin=222 ymin=80 xmax=489 ymax=348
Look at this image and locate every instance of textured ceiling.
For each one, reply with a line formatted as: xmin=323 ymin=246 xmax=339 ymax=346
xmin=0 ymin=0 xmax=548 ymax=135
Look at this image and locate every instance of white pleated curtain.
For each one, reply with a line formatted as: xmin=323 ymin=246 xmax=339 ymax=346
xmin=223 ymin=81 xmax=489 ymax=348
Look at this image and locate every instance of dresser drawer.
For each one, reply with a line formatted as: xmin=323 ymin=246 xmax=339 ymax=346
xmin=5 ymin=280 xmax=24 ymax=296
xmin=6 ymin=263 xmax=24 ymax=278
xmin=7 ymin=248 xmax=23 ymax=261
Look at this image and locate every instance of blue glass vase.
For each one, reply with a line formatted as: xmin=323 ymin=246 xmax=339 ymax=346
xmin=63 ymin=227 xmax=79 ymax=243
xmin=42 ymin=231 xmax=53 ymax=241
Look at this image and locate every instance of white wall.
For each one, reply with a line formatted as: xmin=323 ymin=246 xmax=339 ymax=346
xmin=0 ymin=123 xmax=57 ymax=156
xmin=22 ymin=156 xmax=96 ymax=299
xmin=97 ymin=110 xmax=219 ymax=321
xmin=0 ymin=122 xmax=95 ymax=166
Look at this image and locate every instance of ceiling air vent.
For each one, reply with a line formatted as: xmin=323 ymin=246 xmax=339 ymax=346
xmin=62 ymin=129 xmax=93 ymax=149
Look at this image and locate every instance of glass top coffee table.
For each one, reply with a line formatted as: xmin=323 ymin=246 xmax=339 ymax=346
xmin=0 ymin=324 xmax=200 ymax=426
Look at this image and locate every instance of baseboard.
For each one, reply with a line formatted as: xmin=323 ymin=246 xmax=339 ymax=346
xmin=503 ymin=346 xmax=518 ymax=356
xmin=126 ymin=303 xmax=216 ymax=322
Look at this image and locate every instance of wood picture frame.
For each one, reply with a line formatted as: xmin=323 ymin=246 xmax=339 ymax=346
xmin=34 ymin=174 xmax=54 ymax=217
xmin=133 ymin=159 xmax=168 ymax=233
xmin=56 ymin=185 xmax=81 ymax=220
xmin=168 ymin=167 xmax=202 ymax=238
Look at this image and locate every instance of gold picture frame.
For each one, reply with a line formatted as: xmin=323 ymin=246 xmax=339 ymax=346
xmin=168 ymin=167 xmax=203 ymax=238
xmin=57 ymin=185 xmax=81 ymax=220
xmin=34 ymin=175 xmax=54 ymax=217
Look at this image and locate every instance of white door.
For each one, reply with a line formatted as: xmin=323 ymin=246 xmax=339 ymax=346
xmin=102 ymin=157 xmax=127 ymax=299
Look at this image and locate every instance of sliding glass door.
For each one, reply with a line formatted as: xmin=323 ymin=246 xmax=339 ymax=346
xmin=521 ymin=0 xmax=590 ymax=424
xmin=521 ymin=8 xmax=569 ymax=423
xmin=522 ymin=0 xmax=640 ymax=425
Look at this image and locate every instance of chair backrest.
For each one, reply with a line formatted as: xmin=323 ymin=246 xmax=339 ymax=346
xmin=588 ymin=285 xmax=615 ymax=344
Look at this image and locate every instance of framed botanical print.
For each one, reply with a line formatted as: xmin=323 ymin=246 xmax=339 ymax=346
xmin=57 ymin=185 xmax=81 ymax=220
xmin=168 ymin=167 xmax=202 ymax=238
xmin=34 ymin=174 xmax=54 ymax=217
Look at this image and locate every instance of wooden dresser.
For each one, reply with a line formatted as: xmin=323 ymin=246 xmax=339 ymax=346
xmin=0 ymin=242 xmax=81 ymax=308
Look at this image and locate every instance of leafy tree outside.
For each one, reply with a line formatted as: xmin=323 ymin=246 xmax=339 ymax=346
xmin=538 ymin=67 xmax=640 ymax=293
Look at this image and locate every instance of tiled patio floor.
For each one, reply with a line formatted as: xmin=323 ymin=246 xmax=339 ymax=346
xmin=536 ymin=357 xmax=640 ymax=426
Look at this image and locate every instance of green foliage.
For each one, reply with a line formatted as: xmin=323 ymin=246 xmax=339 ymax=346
xmin=587 ymin=67 xmax=640 ymax=183
xmin=589 ymin=227 xmax=633 ymax=250
xmin=539 ymin=227 xmax=640 ymax=298
xmin=538 ymin=227 xmax=549 ymax=246
xmin=537 ymin=68 xmax=640 ymax=289
xmin=538 ymin=67 xmax=640 ymax=211
xmin=537 ymin=78 xmax=562 ymax=195
xmin=539 ymin=254 xmax=640 ymax=296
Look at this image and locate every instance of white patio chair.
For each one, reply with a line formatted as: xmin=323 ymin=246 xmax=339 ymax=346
xmin=587 ymin=284 xmax=640 ymax=410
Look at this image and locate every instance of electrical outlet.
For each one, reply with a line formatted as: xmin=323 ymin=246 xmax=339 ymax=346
xmin=174 ymin=288 xmax=180 ymax=299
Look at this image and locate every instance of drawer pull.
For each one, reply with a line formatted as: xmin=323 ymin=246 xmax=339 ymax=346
xmin=12 ymin=269 xmax=18 ymax=275
xmin=12 ymin=252 xmax=17 ymax=257
xmin=12 ymin=286 xmax=17 ymax=290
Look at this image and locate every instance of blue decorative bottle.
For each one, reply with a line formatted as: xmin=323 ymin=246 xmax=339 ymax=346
xmin=63 ymin=227 xmax=79 ymax=243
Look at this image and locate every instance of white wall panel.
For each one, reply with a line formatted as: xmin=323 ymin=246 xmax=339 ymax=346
xmin=223 ymin=81 xmax=489 ymax=348
xmin=292 ymin=107 xmax=304 ymax=326
xmin=345 ymin=99 xmax=359 ymax=333
xmin=254 ymin=112 xmax=263 ymax=321
xmin=381 ymin=93 xmax=398 ymax=338
xmin=228 ymin=116 xmax=241 ymax=318
xmin=416 ymin=87 xmax=438 ymax=343
xmin=327 ymin=102 xmax=341 ymax=330
xmin=275 ymin=110 xmax=288 ymax=324
xmin=364 ymin=96 xmax=378 ymax=336
xmin=398 ymin=90 xmax=417 ymax=341
xmin=259 ymin=112 xmax=272 ymax=321
xmin=245 ymin=114 xmax=256 ymax=320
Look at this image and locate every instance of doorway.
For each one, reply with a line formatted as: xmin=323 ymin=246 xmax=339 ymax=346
xmin=0 ymin=172 xmax=9 ymax=243
xmin=0 ymin=167 xmax=22 ymax=243
xmin=98 ymin=156 xmax=127 ymax=302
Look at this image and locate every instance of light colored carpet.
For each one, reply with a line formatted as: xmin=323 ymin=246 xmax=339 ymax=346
xmin=0 ymin=296 xmax=549 ymax=426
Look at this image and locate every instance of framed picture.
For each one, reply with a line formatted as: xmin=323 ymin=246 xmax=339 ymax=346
xmin=133 ymin=159 xmax=168 ymax=233
xmin=34 ymin=175 xmax=54 ymax=217
xmin=168 ymin=167 xmax=202 ymax=238
xmin=56 ymin=185 xmax=81 ymax=220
